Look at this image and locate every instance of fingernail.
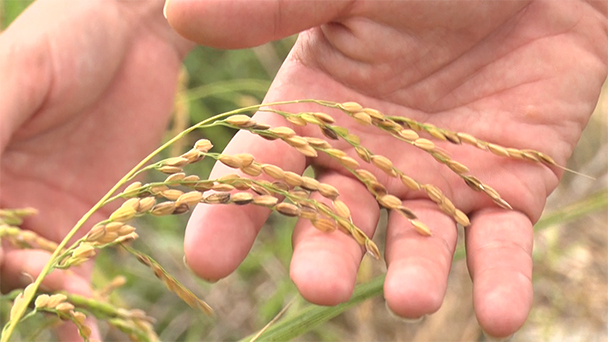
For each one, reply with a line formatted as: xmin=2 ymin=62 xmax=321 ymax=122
xmin=482 ymin=331 xmax=514 ymax=342
xmin=385 ymin=301 xmax=426 ymax=323
xmin=163 ymin=0 xmax=170 ymax=19
xmin=19 ymin=272 xmax=34 ymax=286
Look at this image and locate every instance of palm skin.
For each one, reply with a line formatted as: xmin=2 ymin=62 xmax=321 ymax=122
xmin=0 ymin=0 xmax=191 ymax=339
xmin=166 ymin=0 xmax=608 ymax=338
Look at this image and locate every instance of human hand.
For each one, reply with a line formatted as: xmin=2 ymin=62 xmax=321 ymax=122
xmin=166 ymin=0 xmax=608 ymax=338
xmin=0 ymin=0 xmax=191 ymax=339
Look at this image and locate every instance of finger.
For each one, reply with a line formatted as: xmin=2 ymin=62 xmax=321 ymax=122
xmin=290 ymin=171 xmax=380 ymax=305
xmin=164 ymin=0 xmax=354 ymax=48
xmin=466 ymin=208 xmax=533 ymax=338
xmin=0 ymin=249 xmax=100 ymax=341
xmin=185 ymin=111 xmax=307 ymax=281
xmin=383 ymin=200 xmax=458 ymax=319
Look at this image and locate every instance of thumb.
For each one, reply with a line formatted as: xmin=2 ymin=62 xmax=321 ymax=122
xmin=164 ymin=0 xmax=354 ymax=48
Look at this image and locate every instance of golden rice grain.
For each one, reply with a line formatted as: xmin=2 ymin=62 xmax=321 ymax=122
xmin=350 ymin=228 xmax=368 ymax=245
xmin=283 ymin=171 xmax=303 ymax=187
xmin=203 ymin=192 xmax=231 ymax=204
xmin=340 ymin=101 xmax=363 ymax=113
xmin=286 ymin=115 xmax=307 ymax=126
xmin=305 ymin=137 xmax=332 ymax=149
xmin=365 ymin=239 xmax=381 ymax=260
xmin=488 ymin=143 xmax=510 ymax=157
xmin=194 ymin=139 xmax=213 ymax=152
xmin=158 ymin=166 xmax=183 ymax=174
xmin=121 ymin=198 xmax=141 ymax=211
xmin=339 ymin=156 xmax=360 ymax=169
xmin=275 ymin=202 xmax=300 ymax=217
xmin=47 ymin=294 xmax=68 ymax=308
xmin=211 ymin=183 xmax=235 ymax=192
xmin=34 ymin=294 xmax=51 ymax=309
xmin=252 ymin=195 xmax=279 ymax=207
xmin=123 ymin=182 xmax=143 ymax=196
xmin=410 ymin=219 xmax=432 ymax=236
xmin=181 ymin=149 xmax=204 ymax=163
xmin=269 ymin=126 xmax=296 ymax=138
xmin=289 ymin=189 xmax=309 ymax=199
xmin=150 ymin=184 xmax=169 ymax=195
xmin=352 ymin=112 xmax=372 ymax=125
xmin=506 ymin=148 xmax=525 ymax=159
xmin=272 ymin=180 xmax=290 ymax=192
xmin=55 ymin=302 xmax=75 ymax=315
xmin=235 ymin=153 xmax=255 ymax=167
xmin=110 ymin=206 xmax=136 ymax=223
xmin=85 ymin=225 xmax=106 ymax=242
xmin=447 ymin=160 xmax=469 ymax=174
xmin=399 ymin=174 xmax=420 ymax=191
xmin=97 ymin=232 xmax=120 ymax=244
xmin=312 ymin=218 xmax=337 ymax=232
xmin=413 ymin=138 xmax=436 ymax=151
xmin=160 ymin=189 xmax=184 ymax=201
xmin=116 ymin=224 xmax=136 ymax=236
xmin=104 ymin=222 xmax=124 ymax=233
xmin=332 ymin=199 xmax=351 ymax=219
xmin=377 ymin=194 xmax=402 ymax=209
xmin=326 ymin=148 xmax=347 ymax=158
xmin=194 ymin=181 xmax=214 ymax=191
xmin=355 ymin=169 xmax=378 ymax=183
xmin=241 ymin=164 xmax=262 ymax=176
xmin=369 ymin=182 xmax=388 ymax=197
xmin=163 ymin=157 xmax=190 ymax=168
xmin=230 ymin=192 xmax=254 ymax=205
xmin=150 ymin=202 xmax=177 ymax=216
xmin=398 ymin=129 xmax=419 ymax=141
xmin=176 ymin=191 xmax=203 ymax=207
xmin=300 ymin=177 xmax=320 ymax=191
xmin=362 ymin=108 xmax=384 ymax=120
xmin=137 ymin=197 xmax=156 ymax=212
xmin=261 ymin=164 xmax=285 ymax=179
xmin=298 ymin=207 xmax=317 ymax=220
xmin=355 ymin=146 xmax=371 ymax=163
xmin=443 ymin=131 xmax=461 ymax=144
xmin=422 ymin=184 xmax=443 ymax=204
xmin=250 ymin=184 xmax=271 ymax=196
xmin=427 ymin=127 xmax=447 ymax=141
xmin=284 ymin=136 xmax=308 ymax=147
xmin=226 ymin=114 xmax=254 ymax=127
xmin=72 ymin=243 xmax=96 ymax=259
xmin=296 ymin=144 xmax=318 ymax=157
xmin=219 ymin=154 xmax=243 ymax=169
xmin=231 ymin=179 xmax=252 ymax=190
xmin=165 ymin=172 xmax=186 ymax=183
xmin=454 ymin=209 xmax=470 ymax=227
xmin=312 ymin=112 xmax=336 ymax=124
xmin=318 ymin=183 xmax=340 ymax=200
xmin=438 ymin=198 xmax=456 ymax=215
xmin=456 ymin=132 xmax=478 ymax=146
xmin=370 ymin=155 xmax=396 ymax=177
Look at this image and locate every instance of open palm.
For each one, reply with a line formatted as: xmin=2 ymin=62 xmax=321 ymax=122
xmin=0 ymin=0 xmax=190 ymax=339
xmin=167 ymin=0 xmax=608 ymax=338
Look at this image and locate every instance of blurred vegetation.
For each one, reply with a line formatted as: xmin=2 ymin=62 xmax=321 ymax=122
xmin=1 ymin=1 xmax=607 ymax=341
